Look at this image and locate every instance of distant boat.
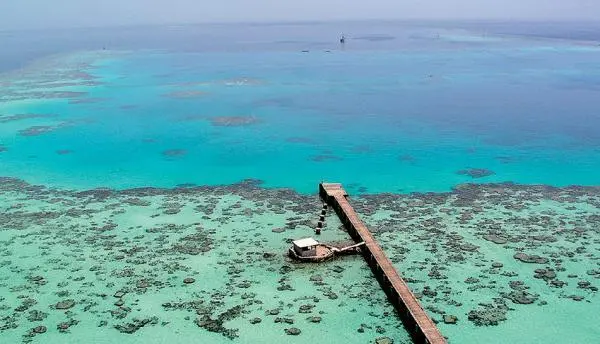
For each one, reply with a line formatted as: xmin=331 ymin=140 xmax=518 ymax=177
xmin=340 ymin=35 xmax=346 ymax=44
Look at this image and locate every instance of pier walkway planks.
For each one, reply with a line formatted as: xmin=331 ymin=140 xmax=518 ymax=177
xmin=319 ymin=183 xmax=447 ymax=344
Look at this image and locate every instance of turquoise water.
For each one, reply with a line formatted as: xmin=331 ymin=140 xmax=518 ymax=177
xmin=1 ymin=22 xmax=599 ymax=343
xmin=1 ymin=26 xmax=600 ymax=194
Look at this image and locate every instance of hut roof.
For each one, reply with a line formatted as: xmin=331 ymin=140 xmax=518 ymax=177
xmin=292 ymin=238 xmax=319 ymax=248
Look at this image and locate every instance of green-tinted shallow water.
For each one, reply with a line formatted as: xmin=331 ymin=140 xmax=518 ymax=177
xmin=0 ymin=179 xmax=410 ymax=343
xmin=0 ymin=179 xmax=598 ymax=343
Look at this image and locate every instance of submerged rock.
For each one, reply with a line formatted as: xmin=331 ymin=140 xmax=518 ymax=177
xmin=298 ymin=304 xmax=314 ymax=313
xmin=483 ymin=234 xmax=508 ymax=244
xmin=196 ymin=315 xmax=223 ymax=333
xmin=467 ymin=304 xmax=508 ymax=326
xmin=54 ymin=299 xmax=75 ymax=310
xmin=443 ymin=315 xmax=458 ymax=324
xmin=26 ymin=310 xmax=48 ymax=322
xmin=285 ymin=327 xmax=301 ymax=335
xmin=57 ymin=319 xmax=79 ymax=332
xmin=513 ymin=253 xmax=549 ymax=264
xmin=173 ymin=232 xmax=213 ymax=255
xmin=464 ymin=277 xmax=480 ymax=284
xmin=115 ymin=317 xmax=158 ymax=334
xmin=196 ymin=306 xmax=242 ymax=339
xmin=32 ymin=325 xmax=47 ymax=334
xmin=15 ymin=298 xmax=37 ymax=312
xmin=534 ymin=269 xmax=556 ymax=281
xmin=275 ymin=317 xmax=294 ymax=324
xmin=504 ymin=291 xmax=538 ymax=305
xmin=375 ymin=337 xmax=394 ymax=344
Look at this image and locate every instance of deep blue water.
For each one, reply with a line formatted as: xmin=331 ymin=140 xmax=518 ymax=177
xmin=2 ymin=20 xmax=599 ymax=73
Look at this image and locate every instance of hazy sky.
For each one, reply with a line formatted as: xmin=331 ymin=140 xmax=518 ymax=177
xmin=0 ymin=0 xmax=598 ymax=30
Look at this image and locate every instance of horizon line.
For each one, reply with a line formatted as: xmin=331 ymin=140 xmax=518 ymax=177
xmin=1 ymin=17 xmax=599 ymax=33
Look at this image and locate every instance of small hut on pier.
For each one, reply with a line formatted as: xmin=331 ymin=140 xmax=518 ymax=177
xmin=291 ymin=238 xmax=319 ymax=258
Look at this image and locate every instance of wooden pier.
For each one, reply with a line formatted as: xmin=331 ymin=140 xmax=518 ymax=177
xmin=319 ymin=183 xmax=447 ymax=344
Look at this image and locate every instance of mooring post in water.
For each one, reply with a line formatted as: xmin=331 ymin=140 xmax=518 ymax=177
xmin=319 ymin=182 xmax=447 ymax=344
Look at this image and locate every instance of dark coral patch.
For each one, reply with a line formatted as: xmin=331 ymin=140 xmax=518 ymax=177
xmin=457 ymin=168 xmax=495 ymax=179
xmin=163 ymin=90 xmax=207 ymax=99
xmin=483 ymin=234 xmax=508 ymax=244
xmin=351 ymin=145 xmax=373 ymax=153
xmin=286 ymin=137 xmax=314 ymax=144
xmin=0 ymin=145 xmax=6 ymax=152
xmin=311 ymin=155 xmax=343 ymax=162
xmin=69 ymin=97 xmax=106 ymax=105
xmin=0 ymin=114 xmax=53 ymax=123
xmin=398 ymin=154 xmax=416 ymax=162
xmin=19 ymin=126 xmax=56 ymax=136
xmin=18 ymin=121 xmax=77 ymax=137
xmin=56 ymin=150 xmax=73 ymax=155
xmin=513 ymin=253 xmax=549 ymax=264
xmin=162 ymin=149 xmax=187 ymax=158
xmin=8 ymin=91 xmax=88 ymax=102
xmin=178 ymin=115 xmax=205 ymax=122
xmin=208 ymin=116 xmax=260 ymax=127
xmin=495 ymin=156 xmax=518 ymax=164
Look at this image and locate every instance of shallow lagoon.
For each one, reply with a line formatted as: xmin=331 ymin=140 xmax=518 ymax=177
xmin=0 ymin=179 xmax=598 ymax=343
xmin=0 ymin=179 xmax=410 ymax=343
